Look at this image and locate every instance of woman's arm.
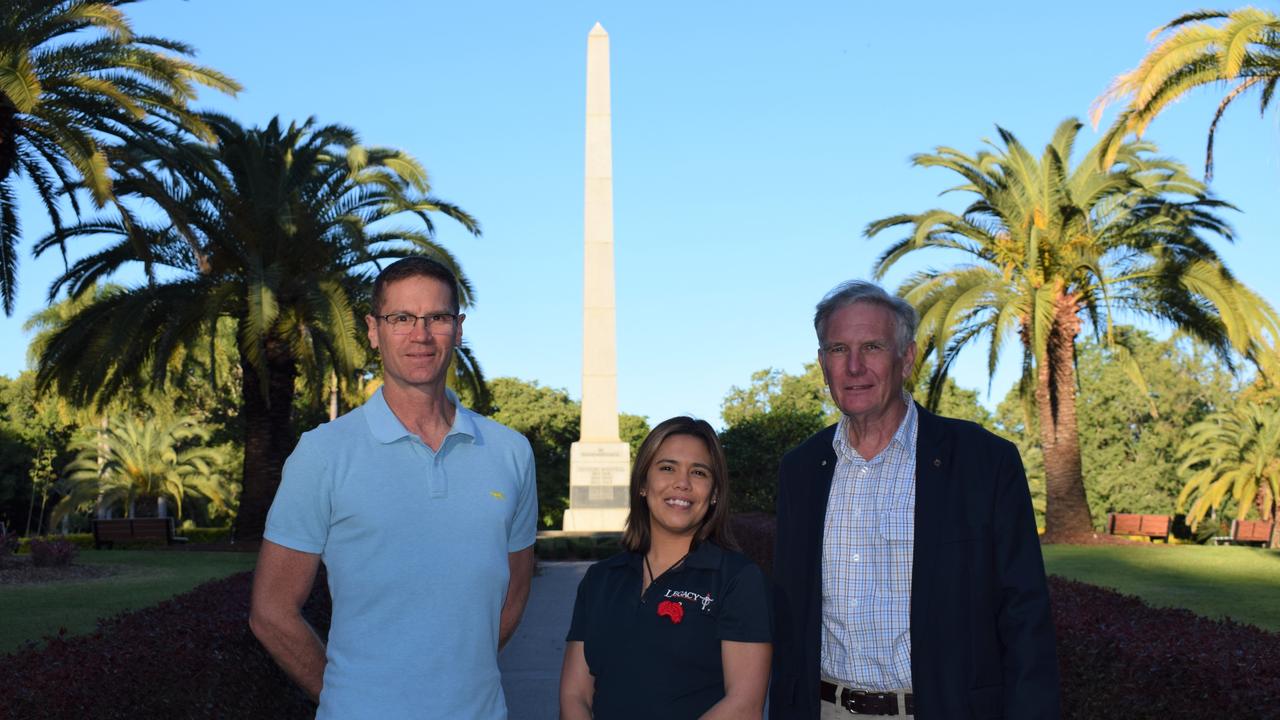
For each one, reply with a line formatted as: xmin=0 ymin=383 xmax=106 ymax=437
xmin=559 ymin=640 xmax=594 ymax=720
xmin=699 ymin=640 xmax=771 ymax=719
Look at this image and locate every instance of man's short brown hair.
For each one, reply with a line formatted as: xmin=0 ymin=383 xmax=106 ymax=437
xmin=371 ymin=257 xmax=460 ymax=314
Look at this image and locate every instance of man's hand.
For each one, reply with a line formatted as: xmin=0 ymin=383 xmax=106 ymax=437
xmin=249 ymin=540 xmax=327 ymax=702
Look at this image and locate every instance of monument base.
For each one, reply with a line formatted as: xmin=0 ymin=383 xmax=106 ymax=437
xmin=563 ymin=441 xmax=631 ymax=532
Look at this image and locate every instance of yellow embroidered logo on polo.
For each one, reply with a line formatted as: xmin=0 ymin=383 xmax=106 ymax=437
xmin=490 ymin=491 xmax=505 ymax=500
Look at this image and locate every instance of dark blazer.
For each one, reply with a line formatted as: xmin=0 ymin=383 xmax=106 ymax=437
xmin=769 ymin=404 xmax=1060 ymax=719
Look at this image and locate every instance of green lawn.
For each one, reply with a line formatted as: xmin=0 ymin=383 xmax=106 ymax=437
xmin=0 ymin=550 xmax=257 ymax=655
xmin=1043 ymin=543 xmax=1280 ymax=632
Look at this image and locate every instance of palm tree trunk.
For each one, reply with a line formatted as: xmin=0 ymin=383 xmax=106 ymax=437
xmin=1265 ymin=487 xmax=1279 ymax=550
xmin=234 ymin=338 xmax=298 ymax=541
xmin=96 ymin=415 xmax=109 ymax=519
xmin=25 ymin=481 xmax=36 ymax=535
xmin=1037 ymin=295 xmax=1093 ymax=541
xmin=329 ymin=370 xmax=339 ymax=421
xmin=0 ymin=106 xmax=16 ymax=181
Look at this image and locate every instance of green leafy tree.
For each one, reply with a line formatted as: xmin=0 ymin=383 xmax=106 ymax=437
xmin=723 ymin=360 xmax=993 ymax=431
xmin=0 ymin=0 xmax=239 ymax=313
xmin=52 ymin=411 xmax=231 ymax=525
xmin=720 ymin=407 xmax=826 ymax=514
xmin=1177 ymin=399 xmax=1280 ymax=547
xmin=31 ymin=114 xmax=480 ymax=539
xmin=1075 ymin=330 xmax=1234 ymax=521
xmin=0 ymin=421 xmax=31 ymax=529
xmin=489 ymin=377 xmax=579 ymax=528
xmin=908 ymin=363 xmax=994 ymax=429
xmin=0 ymin=372 xmax=78 ymax=533
xmin=997 ymin=330 xmax=1235 ymax=529
xmin=719 ymin=361 xmax=993 ymax=514
xmin=26 ymin=446 xmax=57 ymax=535
xmin=866 ymin=118 xmax=1278 ymax=540
xmin=721 ymin=363 xmax=834 ymax=427
xmin=993 ymin=392 xmax=1047 ymax=525
xmin=1094 ymin=7 xmax=1280 ymax=179
xmin=486 ymin=377 xmax=647 ymax=529
xmin=24 ymin=282 xmax=246 ymax=523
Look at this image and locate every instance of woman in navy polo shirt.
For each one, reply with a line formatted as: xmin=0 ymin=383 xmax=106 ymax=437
xmin=559 ymin=416 xmax=772 ymax=719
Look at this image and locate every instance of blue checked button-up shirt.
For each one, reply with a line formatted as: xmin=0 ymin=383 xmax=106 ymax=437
xmin=820 ymin=395 xmax=918 ymax=691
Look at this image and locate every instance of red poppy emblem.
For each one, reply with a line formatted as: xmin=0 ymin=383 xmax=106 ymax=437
xmin=657 ymin=600 xmax=684 ymax=624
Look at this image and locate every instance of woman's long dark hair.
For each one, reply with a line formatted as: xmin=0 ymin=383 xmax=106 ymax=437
xmin=621 ymin=416 xmax=736 ymax=554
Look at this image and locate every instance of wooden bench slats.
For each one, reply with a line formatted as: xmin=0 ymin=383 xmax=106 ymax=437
xmin=1232 ymin=519 xmax=1274 ymax=545
xmin=1107 ymin=513 xmax=1171 ymax=541
xmin=91 ymin=518 xmax=183 ymax=549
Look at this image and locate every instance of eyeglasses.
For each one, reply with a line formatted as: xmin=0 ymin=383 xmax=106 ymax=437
xmin=376 ymin=312 xmax=458 ymax=335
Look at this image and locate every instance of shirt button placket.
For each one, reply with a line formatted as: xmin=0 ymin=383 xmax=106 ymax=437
xmin=423 ymin=439 xmax=448 ymax=499
xmin=431 ymin=456 xmax=448 ymax=498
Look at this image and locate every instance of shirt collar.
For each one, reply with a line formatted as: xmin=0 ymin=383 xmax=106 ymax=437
xmin=615 ymin=539 xmax=725 ymax=572
xmin=682 ymin=539 xmax=724 ymax=569
xmin=364 ymin=386 xmax=476 ymax=444
xmin=833 ymin=391 xmax=919 ymax=460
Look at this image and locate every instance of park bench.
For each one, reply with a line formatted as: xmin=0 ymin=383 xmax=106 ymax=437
xmin=1214 ymin=519 xmax=1275 ymax=548
xmin=1106 ymin=513 xmax=1171 ymax=542
xmin=91 ymin=518 xmax=187 ymax=549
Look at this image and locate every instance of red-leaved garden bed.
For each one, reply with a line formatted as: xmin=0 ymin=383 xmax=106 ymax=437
xmin=1 ymin=569 xmax=330 ymax=719
xmin=3 ymin=562 xmax=1278 ymax=718
xmin=1051 ymin=575 xmax=1280 ymax=717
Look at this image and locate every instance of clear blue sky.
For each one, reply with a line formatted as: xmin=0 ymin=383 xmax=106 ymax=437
xmin=2 ymin=1 xmax=1277 ymax=427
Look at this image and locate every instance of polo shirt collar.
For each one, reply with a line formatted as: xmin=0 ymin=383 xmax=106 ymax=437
xmin=682 ymin=539 xmax=724 ymax=569
xmin=364 ymin=387 xmax=476 ymax=444
xmin=612 ymin=539 xmax=724 ymax=571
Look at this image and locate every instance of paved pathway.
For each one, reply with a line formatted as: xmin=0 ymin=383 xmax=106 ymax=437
xmin=500 ymin=561 xmax=590 ymax=720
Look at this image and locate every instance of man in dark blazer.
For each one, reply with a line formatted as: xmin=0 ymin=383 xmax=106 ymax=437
xmin=770 ymin=281 xmax=1059 ymax=719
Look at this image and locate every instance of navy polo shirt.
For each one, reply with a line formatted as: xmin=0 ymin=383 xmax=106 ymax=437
xmin=566 ymin=541 xmax=771 ymax=719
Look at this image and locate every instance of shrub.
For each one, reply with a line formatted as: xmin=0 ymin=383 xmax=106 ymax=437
xmin=534 ymin=533 xmax=621 ymax=560
xmin=178 ymin=526 xmax=232 ymax=544
xmin=17 ymin=533 xmax=94 ymax=553
xmin=28 ymin=538 xmax=78 ymax=567
xmin=0 ymin=525 xmax=18 ymax=567
xmin=719 ymin=408 xmax=825 ymax=514
xmin=728 ymin=512 xmax=775 ymax=578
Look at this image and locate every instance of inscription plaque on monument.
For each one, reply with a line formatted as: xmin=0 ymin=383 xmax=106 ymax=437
xmin=568 ymin=442 xmax=630 ymax=510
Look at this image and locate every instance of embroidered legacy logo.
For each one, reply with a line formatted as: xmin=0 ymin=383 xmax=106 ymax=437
xmin=663 ymin=589 xmax=714 ymax=611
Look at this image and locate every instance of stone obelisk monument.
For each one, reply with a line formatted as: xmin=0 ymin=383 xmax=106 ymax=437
xmin=563 ymin=23 xmax=631 ymax=531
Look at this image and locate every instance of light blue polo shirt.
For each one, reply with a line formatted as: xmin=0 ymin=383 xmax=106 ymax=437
xmin=265 ymin=388 xmax=537 ymax=720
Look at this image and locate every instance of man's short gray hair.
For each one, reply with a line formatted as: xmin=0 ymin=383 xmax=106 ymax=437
xmin=814 ymin=280 xmax=919 ymax=355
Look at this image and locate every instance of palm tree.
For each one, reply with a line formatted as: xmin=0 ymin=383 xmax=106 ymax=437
xmin=51 ymin=412 xmax=231 ymax=525
xmin=0 ymin=0 xmax=240 ymax=314
xmin=866 ymin=118 xmax=1279 ymax=541
xmin=1177 ymin=399 xmax=1280 ymax=547
xmin=1093 ymin=7 xmax=1280 ymax=180
xmin=32 ymin=114 xmax=481 ymax=540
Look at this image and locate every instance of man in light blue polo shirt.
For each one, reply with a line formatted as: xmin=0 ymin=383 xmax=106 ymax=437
xmin=250 ymin=257 xmax=537 ymax=719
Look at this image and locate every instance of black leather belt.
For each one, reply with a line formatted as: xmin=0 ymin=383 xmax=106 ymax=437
xmin=820 ymin=680 xmax=915 ymax=716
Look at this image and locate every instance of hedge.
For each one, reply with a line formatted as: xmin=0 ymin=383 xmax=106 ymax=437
xmin=533 ymin=533 xmax=620 ymax=560
xmin=1052 ymin=575 xmax=1280 ymax=717
xmin=17 ymin=534 xmax=95 ymax=553
xmin=0 ymin=569 xmax=330 ymax=719
xmin=178 ymin=526 xmax=232 ymax=544
xmin=6 ymin=523 xmax=1278 ymax=719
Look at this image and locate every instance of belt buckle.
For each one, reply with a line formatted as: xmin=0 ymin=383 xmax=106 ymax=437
xmin=841 ymin=688 xmax=898 ymax=716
